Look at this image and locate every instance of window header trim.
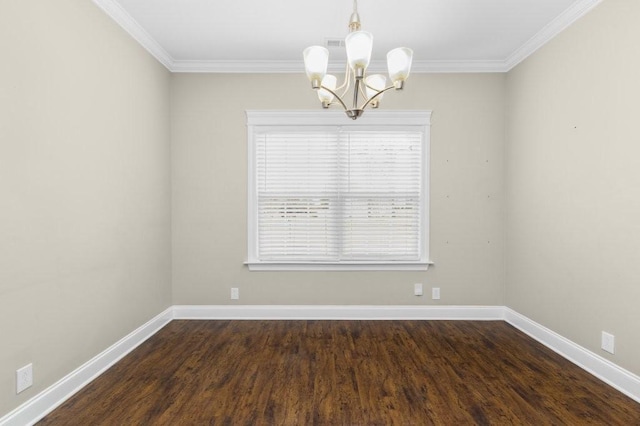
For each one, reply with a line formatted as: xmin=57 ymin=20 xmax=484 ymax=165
xmin=246 ymin=110 xmax=432 ymax=127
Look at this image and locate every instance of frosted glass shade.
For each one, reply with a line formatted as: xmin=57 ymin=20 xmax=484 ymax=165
xmin=303 ymin=46 xmax=329 ymax=82
xmin=365 ymin=74 xmax=387 ymax=101
xmin=387 ymin=47 xmax=413 ymax=84
xmin=345 ymin=31 xmax=373 ymax=71
xmin=318 ymin=74 xmax=337 ymax=104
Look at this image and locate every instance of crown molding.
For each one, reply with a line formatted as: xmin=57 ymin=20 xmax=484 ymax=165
xmin=92 ymin=0 xmax=602 ymax=74
xmin=170 ymin=60 xmax=302 ymax=73
xmin=504 ymin=0 xmax=604 ymax=71
xmin=171 ymin=59 xmax=510 ymax=74
xmin=410 ymin=60 xmax=509 ymax=73
xmin=91 ymin=0 xmax=174 ymax=69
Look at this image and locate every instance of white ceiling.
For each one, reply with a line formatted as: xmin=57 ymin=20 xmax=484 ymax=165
xmin=92 ymin=0 xmax=602 ymax=73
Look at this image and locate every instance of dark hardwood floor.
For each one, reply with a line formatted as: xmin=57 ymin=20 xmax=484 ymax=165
xmin=39 ymin=320 xmax=640 ymax=425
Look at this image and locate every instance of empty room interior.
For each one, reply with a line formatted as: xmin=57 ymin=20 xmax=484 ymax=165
xmin=2 ymin=0 xmax=640 ymax=424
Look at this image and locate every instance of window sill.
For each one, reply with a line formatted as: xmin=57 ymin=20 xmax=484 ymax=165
xmin=244 ymin=261 xmax=433 ymax=271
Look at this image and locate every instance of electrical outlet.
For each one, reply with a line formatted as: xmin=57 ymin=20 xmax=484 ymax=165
xmin=16 ymin=363 xmax=33 ymax=394
xmin=432 ymin=287 xmax=440 ymax=300
xmin=231 ymin=287 xmax=239 ymax=300
xmin=414 ymin=283 xmax=423 ymax=296
xmin=601 ymin=331 xmax=615 ymax=354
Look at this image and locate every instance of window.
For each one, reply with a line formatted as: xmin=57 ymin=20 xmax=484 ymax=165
xmin=246 ymin=111 xmax=431 ymax=271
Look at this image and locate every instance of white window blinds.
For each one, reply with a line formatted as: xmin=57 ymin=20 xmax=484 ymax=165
xmin=247 ymin=111 xmax=431 ymax=270
xmin=256 ymin=130 xmax=341 ymax=261
xmin=341 ymin=131 xmax=422 ymax=261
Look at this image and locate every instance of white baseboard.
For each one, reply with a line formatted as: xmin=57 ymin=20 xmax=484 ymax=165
xmin=172 ymin=304 xmax=505 ymax=320
xmin=3 ymin=305 xmax=639 ymax=425
xmin=0 ymin=307 xmax=173 ymax=426
xmin=504 ymin=307 xmax=640 ymax=404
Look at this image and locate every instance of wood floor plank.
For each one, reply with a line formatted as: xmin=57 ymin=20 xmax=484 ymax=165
xmin=38 ymin=320 xmax=640 ymax=425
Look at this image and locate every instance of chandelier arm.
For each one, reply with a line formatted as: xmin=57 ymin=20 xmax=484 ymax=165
xmin=335 ymin=63 xmax=351 ymax=95
xmin=360 ymin=85 xmax=396 ymax=110
xmin=319 ymin=85 xmax=350 ymax=112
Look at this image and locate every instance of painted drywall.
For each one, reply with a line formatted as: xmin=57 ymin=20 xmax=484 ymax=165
xmin=506 ymin=0 xmax=640 ymax=375
xmin=0 ymin=0 xmax=172 ymax=417
xmin=171 ymin=73 xmax=505 ymax=305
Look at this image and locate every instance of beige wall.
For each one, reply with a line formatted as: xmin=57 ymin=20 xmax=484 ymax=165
xmin=506 ymin=0 xmax=640 ymax=375
xmin=0 ymin=0 xmax=172 ymax=416
xmin=171 ymin=73 xmax=506 ymax=305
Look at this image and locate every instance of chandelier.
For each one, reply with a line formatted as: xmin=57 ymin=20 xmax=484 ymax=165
xmin=303 ymin=0 xmax=413 ymax=120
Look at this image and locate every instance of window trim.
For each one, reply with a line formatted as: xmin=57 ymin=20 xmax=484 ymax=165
xmin=246 ymin=110 xmax=432 ymax=271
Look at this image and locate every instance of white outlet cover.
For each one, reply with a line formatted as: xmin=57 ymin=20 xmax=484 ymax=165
xmin=601 ymin=331 xmax=615 ymax=354
xmin=432 ymin=287 xmax=441 ymax=300
xmin=231 ymin=288 xmax=239 ymax=300
xmin=414 ymin=283 xmax=423 ymax=296
xmin=16 ymin=363 xmax=33 ymax=394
